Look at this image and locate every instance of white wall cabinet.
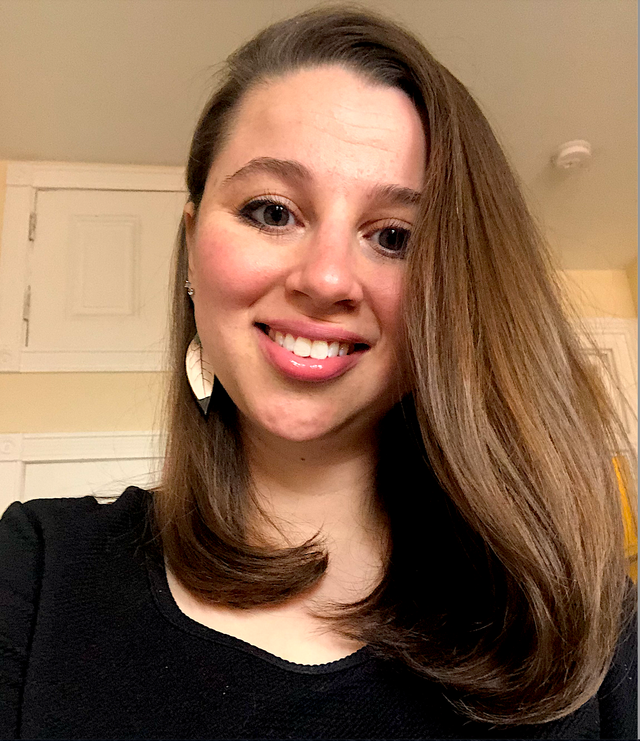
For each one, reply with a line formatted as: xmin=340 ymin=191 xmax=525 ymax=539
xmin=0 ymin=161 xmax=186 ymax=372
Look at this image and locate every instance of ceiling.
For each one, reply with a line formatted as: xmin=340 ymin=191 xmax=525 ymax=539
xmin=0 ymin=0 xmax=636 ymax=269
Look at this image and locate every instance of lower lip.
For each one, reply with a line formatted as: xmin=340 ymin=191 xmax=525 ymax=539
xmin=255 ymin=326 xmax=367 ymax=383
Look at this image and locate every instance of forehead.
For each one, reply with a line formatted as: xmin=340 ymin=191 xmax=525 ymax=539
xmin=208 ymin=65 xmax=426 ymax=191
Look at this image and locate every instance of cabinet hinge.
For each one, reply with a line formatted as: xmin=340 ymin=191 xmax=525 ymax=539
xmin=28 ymin=212 xmax=37 ymax=241
xmin=22 ymin=285 xmax=31 ymax=346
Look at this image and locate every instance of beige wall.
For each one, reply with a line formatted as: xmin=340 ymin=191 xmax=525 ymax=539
xmin=0 ymin=163 xmax=636 ymax=434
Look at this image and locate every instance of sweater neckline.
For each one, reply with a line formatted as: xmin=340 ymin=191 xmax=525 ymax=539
xmin=145 ymin=553 xmax=372 ymax=675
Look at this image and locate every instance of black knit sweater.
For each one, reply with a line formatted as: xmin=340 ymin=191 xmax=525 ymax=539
xmin=0 ymin=487 xmax=636 ymax=740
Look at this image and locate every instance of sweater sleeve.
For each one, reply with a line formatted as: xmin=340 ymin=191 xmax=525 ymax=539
xmin=0 ymin=502 xmax=43 ymax=740
xmin=598 ymin=596 xmax=638 ymax=740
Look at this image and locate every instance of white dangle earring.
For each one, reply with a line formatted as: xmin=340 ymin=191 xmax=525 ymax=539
xmin=184 ymin=281 xmax=214 ymax=416
xmin=185 ymin=333 xmax=214 ymax=417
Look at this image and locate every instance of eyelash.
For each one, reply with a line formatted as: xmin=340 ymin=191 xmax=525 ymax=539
xmin=236 ymin=196 xmax=411 ymax=259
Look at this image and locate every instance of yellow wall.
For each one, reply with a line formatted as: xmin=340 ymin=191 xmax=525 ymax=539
xmin=0 ymin=372 xmax=167 ymax=433
xmin=0 ymin=163 xmax=636 ymax=434
xmin=0 ymin=162 xmax=7 ymax=244
xmin=559 ymin=269 xmax=637 ymax=319
xmin=626 ymin=256 xmax=638 ymax=315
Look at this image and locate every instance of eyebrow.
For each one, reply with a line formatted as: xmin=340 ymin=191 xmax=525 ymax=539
xmin=221 ymin=156 xmax=422 ymax=207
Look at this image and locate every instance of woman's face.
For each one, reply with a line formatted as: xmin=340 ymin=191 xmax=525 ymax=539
xmin=185 ymin=65 xmax=425 ymax=445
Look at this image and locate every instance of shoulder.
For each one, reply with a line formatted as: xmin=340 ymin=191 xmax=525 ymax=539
xmin=4 ymin=484 xmax=150 ymax=522
xmin=0 ymin=486 xmax=152 ymax=558
xmin=0 ymin=486 xmax=155 ymax=626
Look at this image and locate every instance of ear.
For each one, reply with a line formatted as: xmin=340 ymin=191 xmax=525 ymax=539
xmin=183 ymin=201 xmax=196 ymax=280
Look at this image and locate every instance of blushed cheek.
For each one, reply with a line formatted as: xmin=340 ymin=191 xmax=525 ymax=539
xmin=192 ymin=228 xmax=273 ymax=309
xmin=378 ymin=272 xmax=409 ymax=386
xmin=376 ymin=271 xmax=404 ymax=339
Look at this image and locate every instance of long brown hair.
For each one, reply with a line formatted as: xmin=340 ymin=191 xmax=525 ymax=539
xmin=153 ymin=5 xmax=637 ymax=726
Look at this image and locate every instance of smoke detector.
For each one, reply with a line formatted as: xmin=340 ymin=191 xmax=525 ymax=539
xmin=552 ymin=140 xmax=592 ymax=169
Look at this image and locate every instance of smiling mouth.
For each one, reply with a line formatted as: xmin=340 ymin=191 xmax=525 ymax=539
xmin=255 ymin=323 xmax=369 ymax=360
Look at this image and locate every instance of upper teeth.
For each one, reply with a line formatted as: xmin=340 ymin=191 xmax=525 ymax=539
xmin=268 ymin=328 xmax=351 ymax=360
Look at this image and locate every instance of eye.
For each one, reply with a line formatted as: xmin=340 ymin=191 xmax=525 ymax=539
xmin=371 ymin=226 xmax=411 ymax=256
xmin=239 ymin=199 xmax=295 ymax=229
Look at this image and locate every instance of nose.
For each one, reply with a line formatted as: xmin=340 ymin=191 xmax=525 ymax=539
xmin=284 ymin=225 xmax=364 ymax=311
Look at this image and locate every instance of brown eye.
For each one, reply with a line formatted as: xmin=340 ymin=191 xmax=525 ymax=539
xmin=375 ymin=227 xmax=410 ymax=255
xmin=262 ymin=204 xmax=290 ymax=226
xmin=240 ymin=200 xmax=295 ymax=228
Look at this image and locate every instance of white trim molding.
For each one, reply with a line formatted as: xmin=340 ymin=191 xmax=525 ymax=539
xmin=0 ymin=161 xmax=186 ymax=373
xmin=5 ymin=160 xmax=186 ymax=191
xmin=0 ymin=431 xmax=165 ymax=463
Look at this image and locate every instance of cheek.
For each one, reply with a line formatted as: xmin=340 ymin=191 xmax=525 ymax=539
xmin=373 ymin=271 xmax=409 ymax=392
xmin=191 ymin=225 xmax=275 ymax=310
xmin=372 ymin=270 xmax=404 ymax=340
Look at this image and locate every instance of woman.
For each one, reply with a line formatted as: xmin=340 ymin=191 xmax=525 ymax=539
xmin=0 ymin=6 xmax=636 ymax=739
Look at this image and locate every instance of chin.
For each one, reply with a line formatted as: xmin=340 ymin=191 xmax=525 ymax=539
xmin=260 ymin=401 xmax=390 ymax=445
xmin=249 ymin=403 xmax=350 ymax=444
xmin=261 ymin=418 xmax=338 ymax=444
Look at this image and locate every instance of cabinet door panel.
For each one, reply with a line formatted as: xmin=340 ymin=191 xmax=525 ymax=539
xmin=26 ymin=188 xmax=185 ymax=368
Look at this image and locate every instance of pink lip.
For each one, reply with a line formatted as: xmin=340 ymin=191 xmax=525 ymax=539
xmin=255 ymin=325 xmax=366 ymax=383
xmin=256 ymin=319 xmax=371 ymax=346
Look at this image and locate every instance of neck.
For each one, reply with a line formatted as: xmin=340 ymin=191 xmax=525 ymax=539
xmin=240 ymin=418 xmax=387 ymax=552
